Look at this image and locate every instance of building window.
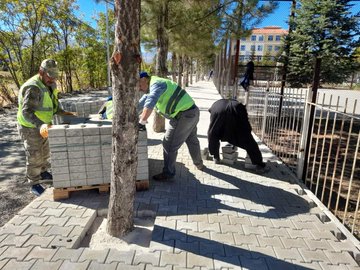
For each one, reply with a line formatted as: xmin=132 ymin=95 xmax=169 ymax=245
xmin=240 ymin=45 xmax=246 ymax=51
xmin=274 ymin=46 xmax=280 ymax=51
xmin=257 ymin=45 xmax=263 ymax=51
xmin=257 ymin=56 xmax=262 ymax=61
xmin=251 ymin=45 xmax=255 ymax=51
xmin=268 ymin=35 xmax=273 ymax=41
xmin=240 ymin=55 xmax=245 ymax=61
xmin=258 ymin=35 xmax=264 ymax=41
xmin=241 ymin=37 xmax=246 ymax=41
xmin=275 ymin=35 xmax=281 ymax=41
xmin=268 ymin=45 xmax=273 ymax=51
xmin=251 ymin=35 xmax=256 ymax=41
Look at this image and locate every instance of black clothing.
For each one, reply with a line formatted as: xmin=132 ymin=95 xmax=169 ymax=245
xmin=240 ymin=61 xmax=254 ymax=91
xmin=208 ymin=99 xmax=264 ymax=166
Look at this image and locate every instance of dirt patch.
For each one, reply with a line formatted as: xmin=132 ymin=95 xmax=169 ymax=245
xmin=0 ymin=107 xmax=35 ymax=227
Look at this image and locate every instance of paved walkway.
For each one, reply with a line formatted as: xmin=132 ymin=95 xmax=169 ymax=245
xmin=0 ymin=81 xmax=360 ymax=270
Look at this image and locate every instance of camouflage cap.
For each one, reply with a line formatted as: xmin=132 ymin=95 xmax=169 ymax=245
xmin=40 ymin=59 xmax=59 ymax=79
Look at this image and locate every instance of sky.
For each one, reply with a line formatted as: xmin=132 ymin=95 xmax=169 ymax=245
xmin=76 ymin=1 xmax=360 ymax=31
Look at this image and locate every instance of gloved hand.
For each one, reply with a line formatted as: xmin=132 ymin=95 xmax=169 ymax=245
xmin=63 ymin=111 xmax=77 ymax=116
xmin=39 ymin=124 xmax=51 ymax=138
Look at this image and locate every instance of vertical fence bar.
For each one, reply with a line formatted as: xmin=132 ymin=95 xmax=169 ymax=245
xmin=261 ymin=82 xmax=270 ymax=140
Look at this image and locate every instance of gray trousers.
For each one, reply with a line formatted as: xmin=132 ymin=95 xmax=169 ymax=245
xmin=18 ymin=124 xmax=50 ymax=184
xmin=163 ymin=106 xmax=203 ymax=176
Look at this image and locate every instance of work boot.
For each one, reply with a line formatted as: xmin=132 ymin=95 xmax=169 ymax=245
xmin=40 ymin=171 xmax=53 ymax=180
xmin=30 ymin=184 xmax=45 ymax=196
xmin=153 ymin=173 xmax=173 ymax=181
xmin=196 ymin=163 xmax=206 ymax=170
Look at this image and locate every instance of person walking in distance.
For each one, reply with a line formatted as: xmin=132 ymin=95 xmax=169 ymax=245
xmin=138 ymin=71 xmax=204 ymax=180
xmin=17 ymin=59 xmax=75 ymax=196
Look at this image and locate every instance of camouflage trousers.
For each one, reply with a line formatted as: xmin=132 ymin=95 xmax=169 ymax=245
xmin=18 ymin=124 xmax=51 ymax=184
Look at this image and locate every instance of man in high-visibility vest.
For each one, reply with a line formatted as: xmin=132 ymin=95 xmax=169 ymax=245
xmin=138 ymin=71 xmax=204 ymax=181
xmin=17 ymin=59 xmax=75 ymax=196
xmin=98 ymin=96 xmax=113 ymax=119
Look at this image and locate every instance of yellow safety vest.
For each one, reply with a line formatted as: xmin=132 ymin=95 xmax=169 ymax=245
xmin=17 ymin=74 xmax=59 ymax=128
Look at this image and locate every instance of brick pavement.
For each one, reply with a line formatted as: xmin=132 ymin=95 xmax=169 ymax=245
xmin=0 ymin=81 xmax=359 ymax=269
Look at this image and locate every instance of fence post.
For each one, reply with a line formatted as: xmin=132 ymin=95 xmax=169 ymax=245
xmin=261 ymin=81 xmax=270 ymax=140
xmin=296 ymin=87 xmax=312 ymax=179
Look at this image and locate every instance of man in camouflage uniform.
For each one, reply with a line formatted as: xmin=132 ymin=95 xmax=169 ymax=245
xmin=17 ymin=59 xmax=75 ymax=196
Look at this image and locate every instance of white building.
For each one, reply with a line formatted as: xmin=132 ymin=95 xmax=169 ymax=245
xmin=233 ymin=26 xmax=288 ymax=63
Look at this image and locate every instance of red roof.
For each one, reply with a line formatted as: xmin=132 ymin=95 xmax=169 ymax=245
xmin=252 ymin=26 xmax=288 ymax=35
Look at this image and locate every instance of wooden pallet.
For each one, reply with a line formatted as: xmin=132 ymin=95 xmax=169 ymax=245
xmin=53 ymin=184 xmax=110 ymax=201
xmin=53 ymin=180 xmax=149 ymax=200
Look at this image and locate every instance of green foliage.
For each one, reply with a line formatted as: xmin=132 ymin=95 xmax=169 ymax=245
xmin=287 ymin=0 xmax=360 ymax=87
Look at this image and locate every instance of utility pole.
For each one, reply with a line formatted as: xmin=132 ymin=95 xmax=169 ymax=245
xmin=105 ymin=1 xmax=111 ymax=94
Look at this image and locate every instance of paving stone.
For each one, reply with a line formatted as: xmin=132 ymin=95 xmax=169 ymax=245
xmin=78 ymin=248 xmax=109 ymax=263
xmin=187 ymin=252 xmax=213 ymax=268
xmin=43 ymin=216 xmax=69 ymax=226
xmin=149 ymin=240 xmax=174 ymax=253
xmin=294 ymin=261 xmax=322 ymax=270
xmin=187 ymin=230 xmax=210 ymax=242
xmin=299 ymin=249 xmax=331 ymax=263
xmin=273 ymin=247 xmax=303 ymax=261
xmin=29 ymin=259 xmax=62 ymax=270
xmin=0 ymin=246 xmax=33 ymax=260
xmin=264 ymin=227 xmax=289 ymax=237
xmin=286 ymin=228 xmax=314 ymax=239
xmin=188 ymin=214 xmax=208 ymax=223
xmin=88 ymin=261 xmax=118 ymax=270
xmin=62 ymin=208 xmax=86 ymax=218
xmin=0 ymin=234 xmax=32 ymax=247
xmin=116 ymin=263 xmax=146 ymax=269
xmin=265 ymin=257 xmax=297 ymax=270
xmin=318 ymin=263 xmax=351 ymax=270
xmin=248 ymin=245 xmax=276 ymax=259
xmin=199 ymin=241 xmax=225 ymax=256
xmin=145 ymin=264 xmax=173 ymax=270
xmin=309 ymin=229 xmax=338 ymax=241
xmin=304 ymin=238 xmax=334 ymax=251
xmin=249 ymin=217 xmax=273 ymax=227
xmin=22 ymin=216 xmax=48 ymax=226
xmin=207 ymin=214 xmax=230 ymax=224
xmin=8 ymin=215 xmax=28 ymax=225
xmin=174 ymin=240 xmax=199 ymax=254
xmin=220 ymin=223 xmax=244 ymax=234
xmin=323 ymin=251 xmax=358 ymax=266
xmin=210 ymin=232 xmax=235 ymax=245
xmin=164 ymin=229 xmax=187 ymax=242
xmin=51 ymin=247 xmax=84 ymax=262
xmin=176 ymin=221 xmax=198 ymax=231
xmin=19 ymin=207 xmax=46 ymax=217
xmin=239 ymin=256 xmax=268 ymax=270
xmin=106 ymin=249 xmax=135 ymax=264
xmin=133 ymin=250 xmax=160 ymax=266
xmin=22 ymin=224 xmax=51 ymax=236
xmin=242 ymin=225 xmax=266 ymax=236
xmin=39 ymin=201 xmax=62 ymax=209
xmin=233 ymin=233 xmax=259 ymax=246
xmin=45 ymin=225 xmax=74 ymax=237
xmin=41 ymin=208 xmax=66 ymax=217
xmin=271 ymin=219 xmax=295 ymax=229
xmin=25 ymin=246 xmax=57 ymax=261
xmin=160 ymin=251 xmax=186 ymax=267
xmin=280 ymin=237 xmax=308 ymax=249
xmin=213 ymin=254 xmax=241 ymax=269
xmin=58 ymin=260 xmax=90 ymax=270
xmin=1 ymin=258 xmax=35 ymax=270
xmin=0 ymin=224 xmax=29 ymax=236
xmin=198 ymin=222 xmax=220 ymax=233
xmin=0 ymin=259 xmax=9 ymax=269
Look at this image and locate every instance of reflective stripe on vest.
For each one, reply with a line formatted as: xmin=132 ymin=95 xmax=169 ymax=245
xmin=105 ymin=100 xmax=113 ymax=119
xmin=150 ymin=76 xmax=194 ymax=118
xmin=17 ymin=74 xmax=58 ymax=128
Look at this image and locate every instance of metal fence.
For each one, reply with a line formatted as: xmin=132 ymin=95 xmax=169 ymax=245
xmin=215 ymin=79 xmax=360 ymax=239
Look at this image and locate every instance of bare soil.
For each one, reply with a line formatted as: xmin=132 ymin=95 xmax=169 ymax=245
xmin=0 ymin=106 xmax=35 ymax=227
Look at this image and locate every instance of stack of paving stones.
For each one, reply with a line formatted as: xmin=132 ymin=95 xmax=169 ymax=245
xmin=221 ymin=144 xmax=238 ymax=165
xmin=48 ymin=121 xmax=148 ymax=189
xmin=53 ymin=96 xmax=107 ymax=124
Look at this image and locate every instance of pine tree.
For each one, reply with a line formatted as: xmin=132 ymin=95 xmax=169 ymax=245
xmin=287 ymin=0 xmax=360 ymax=87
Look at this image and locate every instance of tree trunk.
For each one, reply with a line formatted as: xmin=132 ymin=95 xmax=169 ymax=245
xmin=190 ymin=58 xmax=193 ymax=85
xmin=171 ymin=53 xmax=177 ymax=81
xmin=107 ymin=0 xmax=140 ymax=237
xmin=177 ymin=54 xmax=183 ymax=87
xmin=184 ymin=56 xmax=189 ymax=87
xmin=153 ymin=0 xmax=169 ymax=133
